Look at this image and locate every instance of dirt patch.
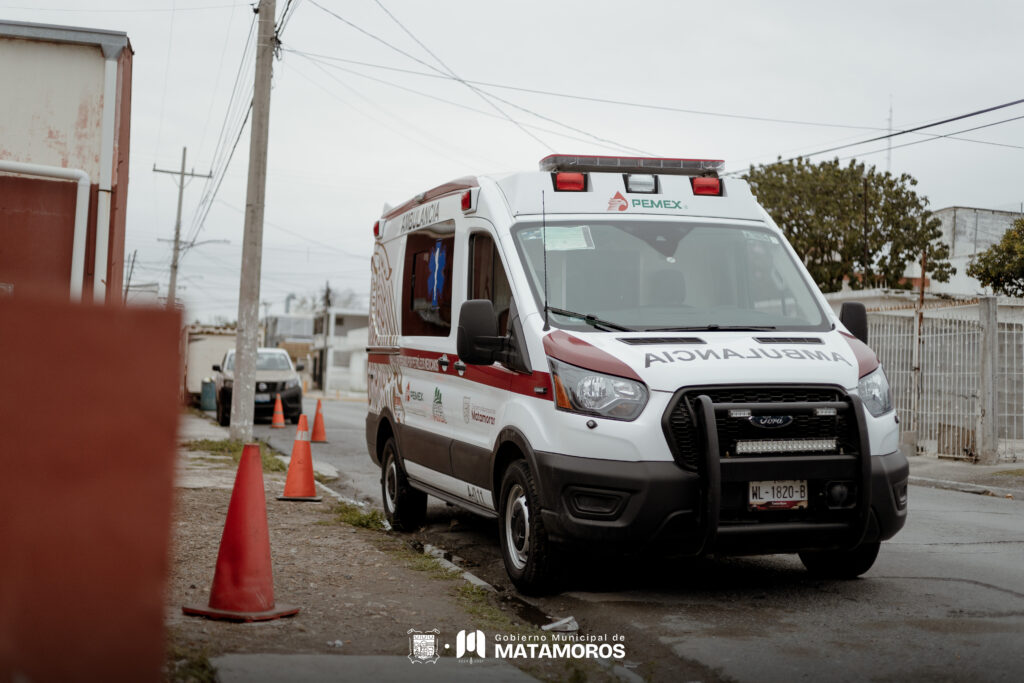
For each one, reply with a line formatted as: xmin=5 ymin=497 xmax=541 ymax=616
xmin=165 ymin=478 xmax=617 ymax=682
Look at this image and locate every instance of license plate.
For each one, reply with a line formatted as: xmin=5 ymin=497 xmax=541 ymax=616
xmin=749 ymin=480 xmax=808 ymax=510
xmin=255 ymin=393 xmax=270 ymax=403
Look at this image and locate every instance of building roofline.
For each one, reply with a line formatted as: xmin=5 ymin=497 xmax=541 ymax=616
xmin=0 ymin=19 xmax=132 ymax=59
xmin=933 ymin=205 xmax=1024 ymax=217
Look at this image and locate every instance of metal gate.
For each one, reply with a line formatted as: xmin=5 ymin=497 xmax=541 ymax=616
xmin=867 ymin=299 xmax=1023 ymax=463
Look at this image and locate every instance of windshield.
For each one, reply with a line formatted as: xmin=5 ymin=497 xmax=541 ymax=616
xmin=512 ymin=219 xmax=829 ymax=332
xmin=224 ymin=351 xmax=293 ymax=371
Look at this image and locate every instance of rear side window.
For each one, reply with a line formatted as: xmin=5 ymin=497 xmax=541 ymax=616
xmin=402 ymin=232 xmax=454 ymax=336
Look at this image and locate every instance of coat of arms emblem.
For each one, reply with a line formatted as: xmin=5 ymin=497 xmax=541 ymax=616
xmin=407 ymin=628 xmax=440 ymax=663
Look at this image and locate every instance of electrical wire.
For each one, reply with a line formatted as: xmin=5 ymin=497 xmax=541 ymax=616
xmin=728 ymin=97 xmax=1024 ymax=174
xmin=279 ymin=49 xmax=892 ymax=133
xmin=308 ymin=0 xmax=556 ymax=151
xmin=289 ymin=50 xmax=651 ymax=157
xmin=833 ymin=113 xmax=1024 ymax=164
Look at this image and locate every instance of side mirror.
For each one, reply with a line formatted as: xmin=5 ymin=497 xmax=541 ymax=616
xmin=839 ymin=302 xmax=868 ymax=344
xmin=295 ymin=362 xmax=305 ymax=371
xmin=212 ymin=364 xmax=221 ymax=372
xmin=458 ymin=299 xmax=505 ymax=365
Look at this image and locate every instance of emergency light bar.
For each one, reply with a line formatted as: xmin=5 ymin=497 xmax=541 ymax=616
xmin=540 ymin=154 xmax=725 ymax=177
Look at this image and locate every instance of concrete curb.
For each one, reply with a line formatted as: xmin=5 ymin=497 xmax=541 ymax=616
xmin=909 ymin=475 xmax=1018 ymax=498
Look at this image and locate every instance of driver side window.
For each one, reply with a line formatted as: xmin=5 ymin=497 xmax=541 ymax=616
xmin=468 ymin=232 xmax=513 ymax=336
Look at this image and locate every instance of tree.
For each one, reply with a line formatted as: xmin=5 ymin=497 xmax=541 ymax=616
xmin=744 ymin=158 xmax=954 ymax=293
xmin=967 ymin=217 xmax=1024 ymax=297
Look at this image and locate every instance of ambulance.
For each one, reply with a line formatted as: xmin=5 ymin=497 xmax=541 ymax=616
xmin=365 ymin=155 xmax=908 ymax=593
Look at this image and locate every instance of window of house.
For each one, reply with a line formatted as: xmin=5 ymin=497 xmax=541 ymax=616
xmin=469 ymin=232 xmax=512 ymax=335
xmin=402 ymin=231 xmax=454 ymax=336
xmin=333 ymin=315 xmax=345 ymax=335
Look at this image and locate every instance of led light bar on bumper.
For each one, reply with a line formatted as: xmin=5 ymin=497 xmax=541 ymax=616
xmin=549 ymin=358 xmax=648 ymax=421
xmin=735 ymin=438 xmax=837 ymax=454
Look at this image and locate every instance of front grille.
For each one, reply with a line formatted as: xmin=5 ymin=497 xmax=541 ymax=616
xmin=662 ymin=386 xmax=858 ymax=470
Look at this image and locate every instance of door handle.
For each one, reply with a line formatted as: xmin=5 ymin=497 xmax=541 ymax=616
xmin=454 ymin=361 xmax=467 ymax=375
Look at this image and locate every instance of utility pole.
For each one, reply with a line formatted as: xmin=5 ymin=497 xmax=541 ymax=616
xmin=153 ymin=146 xmax=212 ymax=309
xmin=230 ymin=0 xmax=276 ymax=441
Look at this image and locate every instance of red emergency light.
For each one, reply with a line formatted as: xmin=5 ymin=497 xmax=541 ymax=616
xmin=373 ymin=220 xmax=381 ymax=237
xmin=461 ymin=189 xmax=472 ymax=211
xmin=691 ymin=177 xmax=722 ymax=196
xmin=554 ymin=172 xmax=586 ymax=191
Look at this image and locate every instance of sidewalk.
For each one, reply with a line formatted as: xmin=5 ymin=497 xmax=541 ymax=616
xmin=906 ymin=453 xmax=1023 ymax=498
xmin=168 ymin=411 xmax=537 ymax=683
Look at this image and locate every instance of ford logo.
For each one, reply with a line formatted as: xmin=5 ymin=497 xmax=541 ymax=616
xmin=748 ymin=415 xmax=793 ymax=429
xmin=258 ymin=382 xmax=267 ymax=391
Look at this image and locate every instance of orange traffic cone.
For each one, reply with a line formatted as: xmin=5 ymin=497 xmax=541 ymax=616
xmin=311 ymin=399 xmax=327 ymax=443
xmin=183 ymin=444 xmax=299 ymax=622
xmin=270 ymin=394 xmax=285 ymax=429
xmin=278 ymin=415 xmax=322 ymax=502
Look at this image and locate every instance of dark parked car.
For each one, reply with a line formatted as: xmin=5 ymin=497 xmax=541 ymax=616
xmin=212 ymin=348 xmax=303 ymax=426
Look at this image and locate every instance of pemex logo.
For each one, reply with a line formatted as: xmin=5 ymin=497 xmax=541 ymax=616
xmin=607 ymin=191 xmax=628 ymax=212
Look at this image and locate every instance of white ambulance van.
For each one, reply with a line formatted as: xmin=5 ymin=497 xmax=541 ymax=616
xmin=366 ymin=155 xmax=908 ymax=593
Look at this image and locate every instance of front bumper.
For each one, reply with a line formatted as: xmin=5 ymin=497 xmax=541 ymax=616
xmin=220 ymin=385 xmax=303 ymax=419
xmin=536 ymin=449 xmax=907 ymax=554
xmin=534 ymin=389 xmax=908 ymax=555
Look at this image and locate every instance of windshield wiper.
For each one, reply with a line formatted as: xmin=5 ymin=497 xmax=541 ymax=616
xmin=546 ymin=306 xmax=634 ymax=332
xmin=644 ymin=324 xmax=778 ymax=332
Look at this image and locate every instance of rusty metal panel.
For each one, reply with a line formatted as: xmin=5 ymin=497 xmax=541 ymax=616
xmin=0 ymin=295 xmax=181 ymax=682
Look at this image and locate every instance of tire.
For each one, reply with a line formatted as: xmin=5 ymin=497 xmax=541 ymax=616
xmin=799 ymin=541 xmax=880 ymax=579
xmin=380 ymin=437 xmax=426 ymax=531
xmin=498 ymin=460 xmax=557 ymax=595
xmin=216 ymin=397 xmax=230 ymax=426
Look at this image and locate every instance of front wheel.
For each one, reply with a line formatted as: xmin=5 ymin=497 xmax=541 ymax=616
xmin=380 ymin=438 xmax=426 ymax=531
xmin=498 ymin=460 xmax=557 ymax=595
xmin=799 ymin=541 xmax=880 ymax=579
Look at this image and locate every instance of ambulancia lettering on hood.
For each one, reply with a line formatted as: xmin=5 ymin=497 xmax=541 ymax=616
xmin=644 ymin=345 xmax=852 ymax=369
xmin=549 ymin=331 xmax=863 ymax=392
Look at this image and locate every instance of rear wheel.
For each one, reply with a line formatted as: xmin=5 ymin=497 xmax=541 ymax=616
xmin=799 ymin=541 xmax=880 ymax=579
xmin=381 ymin=437 xmax=426 ymax=531
xmin=498 ymin=460 xmax=557 ymax=595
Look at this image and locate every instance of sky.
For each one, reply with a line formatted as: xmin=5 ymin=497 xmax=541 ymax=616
xmin=4 ymin=0 xmax=1024 ymax=322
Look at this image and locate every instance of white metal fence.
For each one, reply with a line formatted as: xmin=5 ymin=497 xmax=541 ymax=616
xmin=867 ymin=299 xmax=1023 ymax=463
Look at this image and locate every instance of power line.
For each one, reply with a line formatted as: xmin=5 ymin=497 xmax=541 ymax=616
xmin=289 ymin=50 xmax=648 ymax=157
xmin=196 ymin=0 xmax=242 ymax=163
xmin=279 ymin=49 xmax=892 ymax=133
xmin=368 ymin=0 xmax=553 ymax=151
xmin=309 ymin=0 xmax=553 ymax=151
xmin=729 ymin=97 xmax=1024 ymax=174
xmin=833 ymin=113 xmax=1024 ymax=164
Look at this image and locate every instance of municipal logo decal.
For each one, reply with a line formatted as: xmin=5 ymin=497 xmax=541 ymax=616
xmin=407 ymin=628 xmax=440 ymax=663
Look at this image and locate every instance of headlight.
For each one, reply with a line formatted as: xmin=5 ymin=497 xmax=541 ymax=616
xmin=858 ymin=366 xmax=893 ymax=417
xmin=286 ymin=378 xmax=300 ymax=389
xmin=549 ymin=358 xmax=648 ymax=421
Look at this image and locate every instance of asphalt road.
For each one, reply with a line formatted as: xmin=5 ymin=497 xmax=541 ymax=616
xmin=255 ymin=397 xmax=1024 ymax=682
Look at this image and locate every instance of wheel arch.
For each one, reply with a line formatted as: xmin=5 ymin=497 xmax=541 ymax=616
xmin=490 ymin=427 xmax=544 ymax=510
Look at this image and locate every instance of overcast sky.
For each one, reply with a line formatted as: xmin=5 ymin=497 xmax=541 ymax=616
xmin=5 ymin=0 xmax=1024 ymax=322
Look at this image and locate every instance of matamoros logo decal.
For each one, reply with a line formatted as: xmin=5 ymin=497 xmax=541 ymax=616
xmin=407 ymin=626 xmax=626 ymax=664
